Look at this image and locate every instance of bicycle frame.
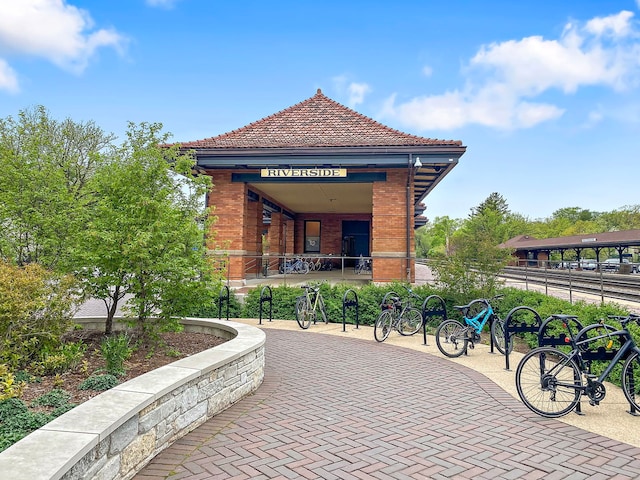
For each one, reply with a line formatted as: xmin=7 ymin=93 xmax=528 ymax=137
xmin=305 ymin=286 xmax=321 ymax=312
xmin=572 ymin=328 xmax=640 ymax=386
xmin=462 ymin=301 xmax=494 ymax=334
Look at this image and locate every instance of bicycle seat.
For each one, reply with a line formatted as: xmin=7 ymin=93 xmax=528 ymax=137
xmin=549 ymin=314 xmax=578 ymax=320
xmin=453 ymin=302 xmax=475 ymax=311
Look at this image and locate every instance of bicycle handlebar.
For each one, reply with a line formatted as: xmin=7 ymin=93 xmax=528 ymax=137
xmin=607 ymin=314 xmax=640 ymax=327
xmin=401 ymin=284 xmax=422 ymax=299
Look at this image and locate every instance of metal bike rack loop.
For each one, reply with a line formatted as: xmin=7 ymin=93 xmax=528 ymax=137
xmin=503 ymin=306 xmax=542 ymax=370
xmin=218 ymin=285 xmax=230 ymax=321
xmin=259 ymin=285 xmax=273 ymax=325
xmin=420 ymin=295 xmax=447 ymax=346
xmin=342 ymin=289 xmax=359 ymax=331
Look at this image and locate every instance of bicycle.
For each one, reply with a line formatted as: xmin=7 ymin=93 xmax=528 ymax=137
xmin=308 ymin=257 xmax=322 ymax=272
xmin=515 ymin=313 xmax=640 ymax=418
xmin=279 ymin=256 xmax=309 ymax=274
xmin=374 ymin=285 xmax=423 ymax=342
xmin=295 ymin=283 xmax=328 ymax=329
xmin=354 ymin=255 xmax=372 ymax=275
xmin=435 ymin=295 xmax=512 ymax=357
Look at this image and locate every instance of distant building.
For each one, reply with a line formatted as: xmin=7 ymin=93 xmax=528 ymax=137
xmin=500 ymin=230 xmax=640 ymax=266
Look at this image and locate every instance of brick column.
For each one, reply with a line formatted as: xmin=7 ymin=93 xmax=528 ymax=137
xmin=206 ymin=171 xmax=247 ymax=281
xmin=371 ymin=170 xmax=414 ymax=282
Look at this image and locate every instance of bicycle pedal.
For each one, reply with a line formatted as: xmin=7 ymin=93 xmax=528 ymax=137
xmin=589 ymin=400 xmax=600 ymax=406
xmin=468 ymin=343 xmax=475 ymax=349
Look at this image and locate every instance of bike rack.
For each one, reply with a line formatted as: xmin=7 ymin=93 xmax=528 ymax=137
xmin=503 ymin=306 xmax=542 ymax=370
xmin=259 ymin=286 xmax=273 ymax=325
xmin=420 ymin=295 xmax=447 ymax=346
xmin=342 ymin=289 xmax=359 ymax=331
xmin=218 ymin=285 xmax=230 ymax=321
xmin=537 ymin=315 xmax=584 ymax=350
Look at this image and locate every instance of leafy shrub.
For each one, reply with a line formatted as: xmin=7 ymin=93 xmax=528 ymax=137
xmin=0 ymin=262 xmax=77 ymax=370
xmin=13 ymin=370 xmax=39 ymax=384
xmin=0 ymin=364 xmax=24 ymax=401
xmin=0 ymin=398 xmax=28 ymax=422
xmin=239 ymin=281 xmax=440 ymax=327
xmin=29 ymin=389 xmax=72 ymax=409
xmin=189 ymin=284 xmax=243 ymax=319
xmin=33 ymin=341 xmax=87 ymax=375
xmin=0 ymin=397 xmax=69 ymax=452
xmin=100 ymin=333 xmax=133 ymax=376
xmin=0 ymin=389 xmax=76 ymax=452
xmin=78 ymin=374 xmax=119 ymax=391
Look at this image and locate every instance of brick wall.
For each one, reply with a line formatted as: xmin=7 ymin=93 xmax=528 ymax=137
xmin=206 ymin=168 xmax=415 ymax=282
xmin=295 ymin=213 xmax=372 ymax=255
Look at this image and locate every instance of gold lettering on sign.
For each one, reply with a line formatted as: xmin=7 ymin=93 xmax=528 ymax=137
xmin=260 ymin=168 xmax=347 ymax=178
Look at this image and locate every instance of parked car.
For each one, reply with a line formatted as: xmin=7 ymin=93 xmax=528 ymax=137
xmin=601 ymin=258 xmax=636 ymax=272
xmin=581 ymin=259 xmax=597 ymax=270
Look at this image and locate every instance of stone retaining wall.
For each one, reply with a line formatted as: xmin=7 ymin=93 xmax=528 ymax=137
xmin=0 ymin=317 xmax=265 ymax=480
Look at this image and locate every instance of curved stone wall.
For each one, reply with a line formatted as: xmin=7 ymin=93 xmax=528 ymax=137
xmin=0 ymin=317 xmax=265 ymax=480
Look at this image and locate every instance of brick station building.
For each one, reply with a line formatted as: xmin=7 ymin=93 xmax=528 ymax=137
xmin=179 ymin=89 xmax=466 ymax=283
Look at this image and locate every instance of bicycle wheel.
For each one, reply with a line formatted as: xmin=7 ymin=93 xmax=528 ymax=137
xmin=621 ymin=351 xmax=640 ymax=412
xmin=374 ymin=310 xmax=394 ymax=342
xmin=318 ymin=296 xmax=328 ymax=324
xmin=398 ymin=307 xmax=423 ymax=336
xmin=435 ymin=319 xmax=468 ymax=358
xmin=295 ymin=297 xmax=312 ymax=329
xmin=515 ymin=346 xmax=582 ymax=418
xmin=490 ymin=318 xmax=514 ymax=355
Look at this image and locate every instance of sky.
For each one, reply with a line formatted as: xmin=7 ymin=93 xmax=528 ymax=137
xmin=1 ymin=0 xmax=640 ymax=221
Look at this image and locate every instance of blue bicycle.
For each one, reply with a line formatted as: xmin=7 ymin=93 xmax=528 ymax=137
xmin=435 ymin=295 xmax=512 ymax=357
xmin=279 ymin=256 xmax=309 ymax=274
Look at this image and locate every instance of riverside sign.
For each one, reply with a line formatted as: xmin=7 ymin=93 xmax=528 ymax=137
xmin=260 ymin=168 xmax=347 ymax=178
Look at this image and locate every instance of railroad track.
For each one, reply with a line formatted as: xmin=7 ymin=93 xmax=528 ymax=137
xmin=500 ymin=266 xmax=640 ymax=303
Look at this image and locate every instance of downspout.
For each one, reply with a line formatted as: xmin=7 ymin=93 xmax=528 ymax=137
xmin=406 ymin=154 xmax=412 ymax=281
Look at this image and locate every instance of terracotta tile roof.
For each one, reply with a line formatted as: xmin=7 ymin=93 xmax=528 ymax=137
xmin=179 ymin=89 xmax=463 ymax=149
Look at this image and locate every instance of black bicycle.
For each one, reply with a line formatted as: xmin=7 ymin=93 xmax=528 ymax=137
xmin=515 ymin=314 xmax=640 ymax=418
xmin=374 ymin=285 xmax=423 ymax=342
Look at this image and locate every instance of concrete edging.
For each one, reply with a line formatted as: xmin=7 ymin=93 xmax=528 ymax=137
xmin=0 ymin=317 xmax=266 ymax=480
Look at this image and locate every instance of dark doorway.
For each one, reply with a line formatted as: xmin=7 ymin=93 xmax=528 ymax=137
xmin=342 ymin=221 xmax=370 ymax=266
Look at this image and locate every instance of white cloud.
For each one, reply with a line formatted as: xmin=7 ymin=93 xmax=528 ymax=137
xmin=585 ymin=10 xmax=634 ymax=37
xmin=331 ymin=75 xmax=372 ymax=107
xmin=145 ymin=0 xmax=181 ymax=9
xmin=347 ymin=82 xmax=372 ymax=107
xmin=382 ymin=10 xmax=640 ymax=131
xmin=0 ymin=0 xmax=127 ymax=92
xmin=0 ymin=59 xmax=19 ymax=93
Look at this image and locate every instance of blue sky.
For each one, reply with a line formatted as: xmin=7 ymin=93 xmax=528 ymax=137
xmin=1 ymin=0 xmax=640 ymax=221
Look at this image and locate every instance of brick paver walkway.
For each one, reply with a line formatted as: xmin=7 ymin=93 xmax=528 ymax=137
xmin=136 ymin=329 xmax=640 ymax=479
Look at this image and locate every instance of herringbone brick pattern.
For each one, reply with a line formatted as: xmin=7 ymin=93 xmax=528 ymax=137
xmin=136 ymin=330 xmax=640 ymax=479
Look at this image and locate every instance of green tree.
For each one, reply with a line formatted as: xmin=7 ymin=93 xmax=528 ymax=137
xmin=430 ymin=194 xmax=513 ymax=297
xmin=596 ymin=205 xmax=640 ymax=232
xmin=75 ymin=122 xmax=217 ymax=337
xmin=0 ymin=106 xmax=114 ymax=271
xmin=422 ymin=216 xmax=461 ymax=257
xmin=471 ymin=192 xmax=509 ymax=217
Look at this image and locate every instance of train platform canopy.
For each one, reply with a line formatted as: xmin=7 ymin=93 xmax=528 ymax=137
xmin=501 ymin=229 xmax=640 ymax=259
